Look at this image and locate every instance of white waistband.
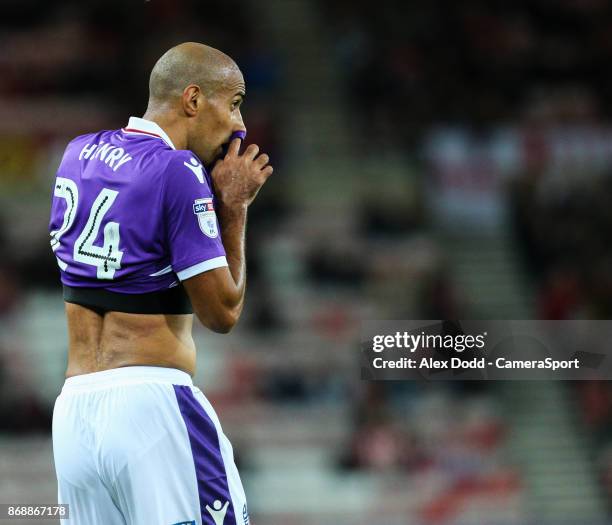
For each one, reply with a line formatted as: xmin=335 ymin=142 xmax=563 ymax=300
xmin=61 ymin=366 xmax=193 ymax=393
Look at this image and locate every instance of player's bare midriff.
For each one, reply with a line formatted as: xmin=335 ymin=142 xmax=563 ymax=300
xmin=64 ymin=302 xmax=197 ymax=378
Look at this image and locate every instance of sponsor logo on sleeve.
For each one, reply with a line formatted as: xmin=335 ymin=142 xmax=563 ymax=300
xmin=184 ymin=157 xmax=205 ymax=183
xmin=193 ymin=197 xmax=219 ymax=238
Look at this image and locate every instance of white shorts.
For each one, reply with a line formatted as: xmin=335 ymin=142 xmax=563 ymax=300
xmin=52 ymin=366 xmax=249 ymax=525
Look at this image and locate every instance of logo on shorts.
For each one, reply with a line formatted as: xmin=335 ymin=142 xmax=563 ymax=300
xmin=243 ymin=503 xmax=249 ymax=525
xmin=206 ymin=500 xmax=229 ymax=525
xmin=193 ymin=197 xmax=219 ymax=238
xmin=170 ymin=521 xmax=195 ymax=525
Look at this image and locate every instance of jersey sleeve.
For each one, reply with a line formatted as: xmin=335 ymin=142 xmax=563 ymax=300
xmin=162 ymin=152 xmax=228 ymax=281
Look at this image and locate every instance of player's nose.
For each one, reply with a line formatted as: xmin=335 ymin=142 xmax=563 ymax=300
xmin=234 ymin=111 xmax=246 ymax=134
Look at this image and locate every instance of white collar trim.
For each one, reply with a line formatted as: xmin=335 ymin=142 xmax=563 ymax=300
xmin=123 ymin=116 xmax=176 ymax=150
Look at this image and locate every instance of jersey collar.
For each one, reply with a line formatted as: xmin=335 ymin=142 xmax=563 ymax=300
xmin=123 ymin=116 xmax=176 ymax=150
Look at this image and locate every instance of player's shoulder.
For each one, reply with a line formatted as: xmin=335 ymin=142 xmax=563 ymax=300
xmin=159 ymin=149 xmax=210 ymax=189
xmin=62 ymin=129 xmax=114 ymax=159
xmin=160 ymin=148 xmax=204 ymax=168
xmin=66 ymin=129 xmax=111 ymax=148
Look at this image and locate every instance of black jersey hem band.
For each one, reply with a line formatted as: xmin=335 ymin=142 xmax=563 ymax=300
xmin=63 ymin=284 xmax=193 ymax=315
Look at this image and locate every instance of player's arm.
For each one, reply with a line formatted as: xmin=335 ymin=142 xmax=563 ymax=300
xmin=183 ymin=139 xmax=272 ymax=333
xmin=183 ymin=205 xmax=246 ymax=333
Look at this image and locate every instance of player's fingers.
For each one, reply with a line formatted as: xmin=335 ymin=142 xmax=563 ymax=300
xmin=244 ymin=143 xmax=259 ymax=160
xmin=255 ymin=153 xmax=270 ymax=168
xmin=261 ymin=165 xmax=273 ymax=179
xmin=227 ymin=138 xmax=242 ymax=157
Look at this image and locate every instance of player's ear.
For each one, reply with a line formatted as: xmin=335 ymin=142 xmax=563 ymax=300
xmin=182 ymin=85 xmax=202 ymax=117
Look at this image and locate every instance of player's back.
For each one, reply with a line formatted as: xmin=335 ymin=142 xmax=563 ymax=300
xmin=49 ymin=116 xmax=227 ymax=320
xmin=51 ymin=125 xmax=177 ymax=293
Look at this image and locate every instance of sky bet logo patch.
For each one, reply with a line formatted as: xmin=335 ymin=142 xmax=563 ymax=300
xmin=193 ymin=200 xmax=214 ymax=214
xmin=193 ymin=197 xmax=219 ymax=238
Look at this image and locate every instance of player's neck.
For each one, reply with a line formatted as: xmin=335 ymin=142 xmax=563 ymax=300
xmin=141 ymin=110 xmax=187 ymax=150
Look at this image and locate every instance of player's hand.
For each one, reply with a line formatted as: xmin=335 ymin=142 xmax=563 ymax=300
xmin=211 ymin=138 xmax=273 ymax=208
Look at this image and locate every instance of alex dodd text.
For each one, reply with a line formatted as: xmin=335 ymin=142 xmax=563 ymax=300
xmin=371 ymin=356 xmax=581 ymax=370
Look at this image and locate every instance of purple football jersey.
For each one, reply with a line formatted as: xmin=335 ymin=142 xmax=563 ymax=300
xmin=49 ymin=117 xmax=228 ymax=294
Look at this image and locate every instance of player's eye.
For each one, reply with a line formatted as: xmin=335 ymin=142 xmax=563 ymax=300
xmin=231 ymin=100 xmax=242 ymax=110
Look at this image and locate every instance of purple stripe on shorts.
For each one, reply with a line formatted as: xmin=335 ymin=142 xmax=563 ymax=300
xmin=174 ymin=385 xmax=235 ymax=525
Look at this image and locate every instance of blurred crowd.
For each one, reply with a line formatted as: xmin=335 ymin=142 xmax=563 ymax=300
xmin=577 ymin=381 xmax=612 ymax=511
xmin=320 ymin=0 xmax=612 ymax=321
xmin=510 ymin=158 xmax=612 ymax=320
xmin=323 ymin=0 xmax=612 ymax=145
